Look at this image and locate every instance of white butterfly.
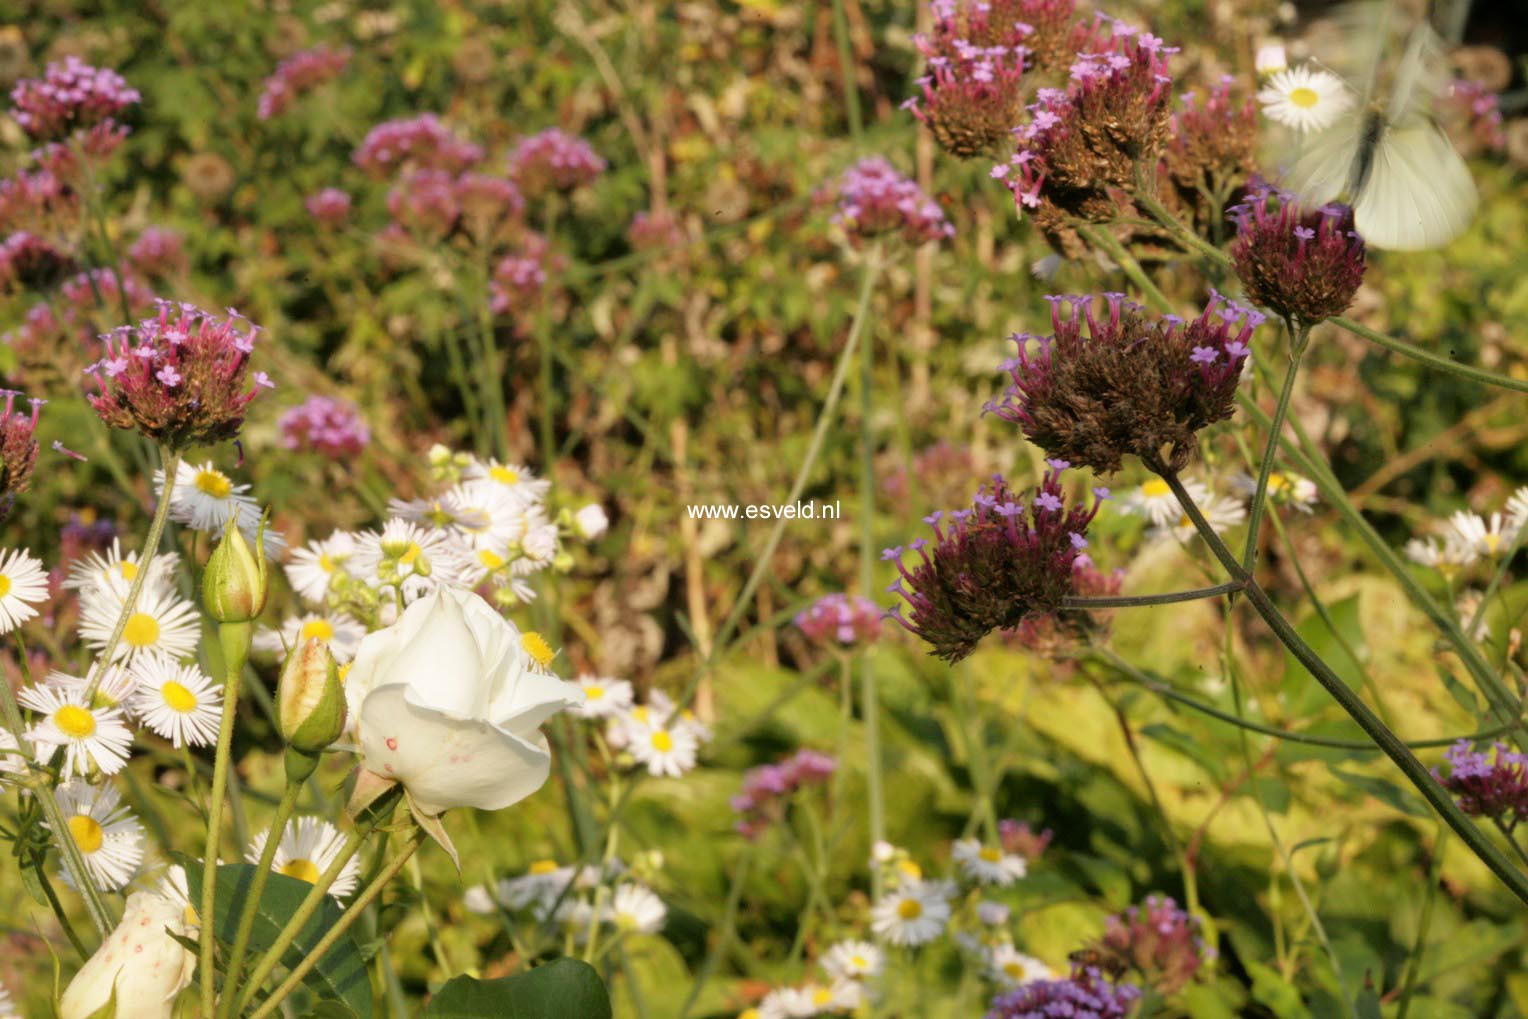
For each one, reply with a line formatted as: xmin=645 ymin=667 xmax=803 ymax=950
xmin=1285 ymin=3 xmax=1477 ymax=251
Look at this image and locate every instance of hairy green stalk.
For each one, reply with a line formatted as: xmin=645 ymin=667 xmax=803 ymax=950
xmin=217 ymin=778 xmax=302 ymax=1019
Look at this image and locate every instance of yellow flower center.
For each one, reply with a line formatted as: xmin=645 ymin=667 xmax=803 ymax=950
xmin=896 ymin=860 xmax=922 ymax=880
xmin=68 ymin=814 xmax=104 ymax=854
xmin=399 ymin=542 xmax=423 ymax=565
xmin=194 ymin=469 xmax=232 ymax=499
xmin=478 ymin=548 xmax=505 ymax=569
xmin=812 ymin=988 xmax=834 ymax=1006
xmin=850 ymin=954 xmax=868 ymax=969
xmin=123 ymin=612 xmax=160 ymax=648
xmin=0 ymin=575 xmax=9 ymax=598
xmin=279 ymin=858 xmax=321 ymax=884
xmin=318 ymin=553 xmax=335 ymax=573
xmin=54 ymin=704 xmax=96 ymax=739
xmin=1140 ymin=479 xmax=1171 ymax=498
xmin=896 ymin=898 xmax=924 ymax=920
xmin=630 ymin=707 xmax=650 ymax=725
xmin=1003 ymin=962 xmax=1024 ymax=978
xmin=489 ymin=465 xmax=520 ymax=485
xmin=338 ymin=663 xmax=353 ymax=683
xmin=529 ymin=859 xmax=559 ymax=875
xmin=300 ymin=619 xmax=335 ymax=642
xmin=1486 ymin=533 xmax=1502 ymax=554
xmin=1267 ymin=473 xmax=1290 ymax=494
xmin=651 ymin=729 xmax=674 ymax=753
xmin=162 ymin=680 xmax=198 ymax=713
xmin=585 ymin=684 xmax=606 ymax=700
xmin=520 ymin=631 xmax=555 ymax=667
xmin=1289 ymin=86 xmax=1319 ymax=108
xmin=979 ymin=847 xmax=1003 ymax=863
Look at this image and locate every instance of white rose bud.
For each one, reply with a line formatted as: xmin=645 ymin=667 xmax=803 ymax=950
xmin=60 ymin=891 xmax=195 ymax=1019
xmin=1254 ymin=43 xmax=1288 ymax=76
xmin=573 ymin=503 xmax=608 ymax=540
xmin=344 ymin=588 xmax=584 ymax=815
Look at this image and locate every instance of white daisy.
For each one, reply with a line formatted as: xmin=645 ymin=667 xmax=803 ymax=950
xmin=130 ymin=654 xmax=223 ymax=748
xmin=156 ymin=460 xmax=286 ymax=554
xmin=463 ymin=458 xmax=553 ymax=504
xmin=247 ymin=816 xmax=360 ymax=899
xmin=254 ymin=611 xmax=367 ymax=663
xmin=869 ymin=879 xmax=954 ymax=946
xmin=0 ymin=980 xmax=16 ymax=1019
xmin=1447 ymin=510 xmax=1518 ymax=562
xmin=19 ymin=684 xmax=132 ymax=777
xmin=0 ymin=728 xmax=29 ymax=782
xmin=1254 ymin=42 xmax=1288 ymax=76
xmin=978 ymin=900 xmax=1011 ymax=926
xmin=78 ymin=584 xmax=201 ymax=664
xmin=627 ymin=713 xmax=700 ymax=778
xmin=495 ymin=858 xmax=577 ymax=914
xmin=64 ymin=538 xmax=180 ymax=599
xmin=1119 ymin=477 xmax=1211 ymax=528
xmin=952 ymin=838 xmax=1028 ymax=886
xmin=0 ymin=547 xmax=49 ymax=635
xmin=757 ymin=986 xmax=819 ymax=1019
xmin=350 ymin=518 xmax=473 ymax=601
xmin=1231 ymin=470 xmax=1319 ymax=512
xmin=1404 ymin=535 xmax=1475 ymax=572
xmin=51 ymin=780 xmax=144 ymax=891
xmin=1257 ymin=64 xmax=1353 ymax=133
xmin=47 ymin=664 xmax=139 ymax=717
xmin=988 ymin=944 xmax=1055 ymax=987
xmin=822 ymin=940 xmax=884 ymax=981
xmin=607 ymin=883 xmax=667 ymax=934
xmin=149 ymin=862 xmax=201 ymax=929
xmin=1505 ymin=487 xmax=1528 ymax=532
xmin=284 ymin=532 xmax=358 ymax=605
xmin=1153 ymin=490 xmax=1248 ymax=544
xmin=571 ymin=675 xmax=634 ymax=719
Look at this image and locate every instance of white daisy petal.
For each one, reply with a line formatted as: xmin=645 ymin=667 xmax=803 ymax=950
xmin=78 ymin=584 xmax=201 ymax=664
xmin=0 ymin=547 xmax=50 ymax=635
xmin=246 ymin=816 xmax=360 ymax=899
xmin=50 ymin=780 xmax=144 ymax=891
xmin=1257 ymin=64 xmax=1354 ymax=134
xmin=19 ymin=685 xmax=133 ymax=778
xmin=130 ymin=653 xmax=223 ymax=748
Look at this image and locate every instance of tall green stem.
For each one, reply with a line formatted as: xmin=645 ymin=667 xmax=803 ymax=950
xmin=217 ymin=778 xmax=302 ymax=1019
xmin=199 ymin=619 xmax=253 ymax=1017
xmin=1159 ymin=469 xmax=1528 ymax=905
xmin=857 ymin=244 xmax=886 ymax=890
xmin=1241 ymin=320 xmax=1310 ymax=570
xmin=536 ymin=201 xmax=563 ymax=474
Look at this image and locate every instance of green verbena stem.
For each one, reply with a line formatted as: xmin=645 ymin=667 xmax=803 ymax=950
xmin=1061 ymin=581 xmax=1243 ymax=610
xmin=535 ymin=200 xmax=563 ymax=474
xmin=218 ymin=777 xmax=302 ymax=1019
xmin=83 ymin=446 xmax=182 ymax=703
xmin=246 ymin=829 xmax=425 ymax=1019
xmin=1331 ymin=315 xmax=1528 ymax=396
xmin=1158 ymin=469 xmax=1528 ymax=906
xmin=200 ymin=619 xmax=253 ymax=1018
xmin=1241 ymin=320 xmax=1310 ymax=570
xmin=474 ymin=256 xmax=510 ymax=461
xmin=857 ymin=243 xmax=886 ymax=893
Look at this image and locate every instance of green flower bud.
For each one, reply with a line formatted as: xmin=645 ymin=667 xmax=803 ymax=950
xmin=277 ymin=637 xmax=347 ymax=758
xmin=202 ymin=514 xmax=268 ymax=623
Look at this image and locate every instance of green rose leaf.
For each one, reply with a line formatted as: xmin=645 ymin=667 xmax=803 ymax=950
xmin=422 ymin=958 xmax=612 ymax=1019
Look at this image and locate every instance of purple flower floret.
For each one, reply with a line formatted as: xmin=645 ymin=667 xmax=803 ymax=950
xmin=987 ymin=966 xmax=1141 ymax=1019
xmin=795 ymin=593 xmax=883 ymax=647
xmin=1437 ymin=740 xmax=1528 ymax=825
xmin=832 ymin=156 xmax=954 ymax=246
xmin=9 ymin=57 xmax=140 ymax=142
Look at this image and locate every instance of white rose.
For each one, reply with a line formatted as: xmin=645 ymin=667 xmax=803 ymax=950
xmin=345 ymin=588 xmax=582 ymax=815
xmin=60 ymin=890 xmax=195 ymax=1019
xmin=573 ymin=503 xmax=608 ymax=540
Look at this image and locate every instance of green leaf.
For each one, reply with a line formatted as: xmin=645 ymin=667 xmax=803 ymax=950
xmin=422 ymin=958 xmax=612 ymax=1019
xmin=1436 ymin=665 xmax=1481 ymax=717
xmin=183 ymin=860 xmax=372 ymax=1019
xmin=1329 ymin=768 xmax=1430 ymax=818
xmin=1246 ymin=960 xmax=1307 ymax=1019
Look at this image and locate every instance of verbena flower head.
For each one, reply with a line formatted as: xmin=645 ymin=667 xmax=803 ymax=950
xmin=1162 ymin=77 xmax=1256 ymax=230
xmin=279 ymin=395 xmax=370 ymax=458
xmin=257 ymin=45 xmax=351 ymax=120
xmin=1437 ymin=740 xmax=1528 ymax=824
xmin=305 ymin=187 xmax=352 ymax=225
xmin=1098 ymin=894 xmax=1211 ymax=995
xmin=907 ymin=13 xmax=1029 ymax=158
xmin=832 ymin=156 xmax=954 ymax=246
xmin=923 ymin=0 xmax=1078 ymax=76
xmin=627 ymin=209 xmax=687 ymax=252
xmin=0 ymin=390 xmax=42 ymax=508
xmin=506 ymin=128 xmax=606 ymax=197
xmin=0 ymin=164 xmax=80 ymax=236
xmin=995 ymin=19 xmax=1175 ymax=221
xmin=455 ymin=173 xmax=524 ymax=244
xmin=987 ymin=967 xmax=1141 ymax=1019
xmin=353 ymin=114 xmax=483 ymax=177
xmin=1001 ymin=556 xmax=1121 ymax=654
xmin=0 ymin=230 xmax=78 ymax=292
xmin=387 ymin=168 xmax=460 ymax=239
xmin=9 ymin=57 xmax=140 ymax=142
xmin=85 ymin=300 xmax=272 ymax=449
xmin=1231 ymin=184 xmax=1365 ymax=325
xmin=1446 ymin=79 xmax=1506 ymax=153
xmin=987 ymin=292 xmax=1259 ymax=475
xmin=490 ymin=232 xmax=563 ymax=314
xmin=732 ymin=748 xmax=837 ymax=839
xmin=794 ymin=593 xmax=883 ymax=646
xmin=126 ymin=227 xmax=186 ymax=279
xmin=999 ymin=818 xmax=1052 ymax=860
xmin=885 ymin=470 xmax=1102 ymax=661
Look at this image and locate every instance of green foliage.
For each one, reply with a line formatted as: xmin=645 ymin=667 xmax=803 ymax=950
xmin=423 ymin=959 xmax=612 ymax=1019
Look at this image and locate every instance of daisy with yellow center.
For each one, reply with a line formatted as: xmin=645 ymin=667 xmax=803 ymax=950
xmin=19 ymin=683 xmax=133 ymax=777
xmin=870 ymin=879 xmax=954 ymax=946
xmin=571 ymin=675 xmax=633 ymax=719
xmin=130 ymin=653 xmax=223 ymax=748
xmin=63 ymin=539 xmax=181 ymax=600
xmin=156 ymin=460 xmax=286 ymax=554
xmin=464 ymin=458 xmax=553 ymax=503
xmin=607 ymin=883 xmax=667 ymax=934
xmin=988 ymin=944 xmax=1054 ymax=987
xmin=284 ymin=532 xmax=358 ymax=605
xmin=627 ymin=713 xmax=699 ymax=778
xmin=45 ymin=664 xmax=139 ymax=717
xmin=822 ymin=939 xmax=884 ymax=981
xmin=520 ymin=630 xmax=557 ymax=670
xmin=78 ymin=584 xmax=201 ymax=664
xmin=246 ymin=816 xmax=359 ymax=899
xmin=0 ymin=547 xmax=48 ymax=635
xmin=254 ymin=611 xmax=367 ymax=663
xmin=952 ymin=837 xmax=1028 ymax=886
xmin=1120 ymin=477 xmax=1211 ymax=529
xmin=1256 ymin=63 xmax=1353 ymax=133
xmin=1232 ymin=470 xmax=1319 ymax=513
xmin=1448 ymin=510 xmax=1518 ymax=562
xmin=351 ymin=517 xmax=471 ymax=600
xmin=51 ymin=780 xmax=144 ymax=891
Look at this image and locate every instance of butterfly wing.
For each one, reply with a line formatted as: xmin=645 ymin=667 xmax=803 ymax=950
xmin=1285 ymin=112 xmax=1365 ymax=207
xmin=1351 ymin=119 xmax=1478 ymax=250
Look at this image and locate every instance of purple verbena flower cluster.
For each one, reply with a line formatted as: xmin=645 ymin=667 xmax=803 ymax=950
xmin=278 ymin=395 xmax=371 ymax=459
xmin=987 ymin=967 xmax=1141 ymax=1019
xmin=1437 ymin=740 xmax=1528 ymax=825
xmin=257 ymin=45 xmax=352 ymax=120
xmin=885 ymin=470 xmax=1102 ymax=661
xmin=1230 ymin=183 xmax=1365 ymax=326
xmin=628 ymin=209 xmax=687 ymax=253
xmin=126 ymin=227 xmax=187 ymax=279
xmin=906 ymin=4 xmax=1030 ymax=158
xmin=8 ymin=57 xmax=140 ymax=142
xmin=353 ymin=113 xmax=484 ymax=177
xmin=987 ymin=292 xmax=1259 ymax=475
xmin=506 ymin=128 xmax=606 ymax=198
xmin=732 ymin=749 xmax=837 ymax=840
xmin=0 ymin=389 xmax=44 ymax=506
xmin=794 ymin=593 xmax=883 ymax=647
xmin=999 ymin=819 xmax=1053 ymax=860
xmin=1162 ymin=77 xmax=1257 ymax=231
xmin=385 ymin=169 xmax=524 ymax=244
xmin=0 ymin=231 xmax=78 ymax=291
xmin=305 ymin=188 xmax=353 ymax=225
xmin=0 ymin=163 xmax=79 ymax=236
xmin=1098 ymin=894 xmax=1211 ymax=994
xmin=85 ymin=300 xmax=272 ymax=449
xmin=832 ymin=157 xmax=954 ymax=247
xmin=490 ymin=232 xmax=563 ymax=315
xmin=1447 ymin=79 xmax=1506 ymax=153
